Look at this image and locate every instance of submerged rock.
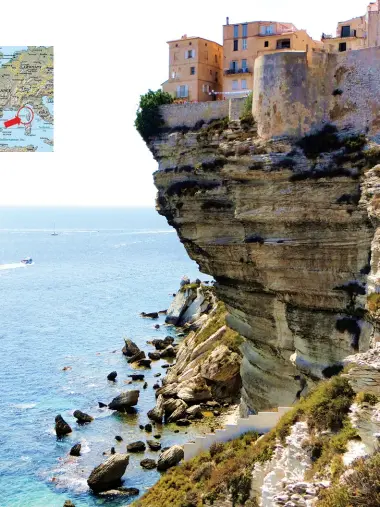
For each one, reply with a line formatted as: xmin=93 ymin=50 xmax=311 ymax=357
xmin=138 ymin=359 xmax=152 ymax=368
xmin=107 ymin=371 xmax=117 ymax=381
xmin=98 ymin=402 xmax=107 ymax=408
xmin=160 ymin=345 xmax=176 ymax=359
xmin=148 ymin=352 xmax=161 ymax=361
xmin=147 ymin=440 xmax=162 ymax=451
xmin=128 ymin=374 xmax=145 ymax=381
xmin=140 ymin=458 xmax=157 ymax=469
xmin=55 ymin=415 xmax=72 ymax=437
xmin=87 ymin=453 xmax=130 ymax=493
xmin=98 ymin=487 xmax=139 ymax=498
xmin=69 ymin=443 xmax=81 ymax=456
xmin=73 ymin=410 xmax=93 ymax=424
xmin=63 ymin=501 xmax=75 ymax=507
xmin=127 ymin=351 xmax=146 ymax=364
xmin=143 ymin=382 xmax=148 ymax=389
xmin=157 ymin=445 xmax=184 ymax=471
xmin=144 ymin=423 xmax=153 ymax=432
xmin=115 ymin=436 xmax=123 ymax=442
xmin=141 ymin=312 xmax=159 ymax=319
xmin=108 ymin=391 xmax=139 ymax=411
xmin=127 ymin=441 xmax=146 ymax=452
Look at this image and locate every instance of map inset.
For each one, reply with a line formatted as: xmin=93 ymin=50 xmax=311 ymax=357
xmin=0 ymin=46 xmax=53 ymax=152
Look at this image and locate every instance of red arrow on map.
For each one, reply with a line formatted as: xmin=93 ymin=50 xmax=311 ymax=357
xmin=4 ymin=116 xmax=21 ymax=128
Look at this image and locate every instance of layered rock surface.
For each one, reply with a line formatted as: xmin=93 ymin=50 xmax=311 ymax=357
xmin=149 ymin=117 xmax=380 ymax=413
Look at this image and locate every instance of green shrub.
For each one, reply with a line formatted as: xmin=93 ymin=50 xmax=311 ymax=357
xmin=356 ymin=392 xmax=379 ymax=406
xmin=240 ymin=93 xmax=254 ymax=127
xmin=365 ymin=147 xmax=380 ymax=168
xmin=135 ymin=89 xmax=173 ymax=142
xmin=368 ymin=293 xmax=380 ymax=313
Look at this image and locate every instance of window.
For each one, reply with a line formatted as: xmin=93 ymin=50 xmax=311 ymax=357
xmin=175 ymin=44 xmax=179 ymax=47
xmin=242 ymin=59 xmax=247 ymax=70
xmin=230 ymin=60 xmax=238 ymax=72
xmin=276 ymin=39 xmax=291 ymax=49
xmin=189 ymin=42 xmax=192 ymax=45
xmin=204 ymin=51 xmax=208 ymax=60
xmin=190 ymin=66 xmax=195 ymax=75
xmin=241 ymin=79 xmax=247 ymax=89
xmin=233 ymin=39 xmax=238 ymax=51
xmin=215 ymin=71 xmax=218 ymax=82
xmin=215 ymin=54 xmax=218 ymax=63
xmin=242 ymin=38 xmax=247 ymax=50
xmin=234 ymin=25 xmax=239 ymax=37
xmin=341 ymin=25 xmax=351 ymax=37
xmin=260 ymin=24 xmax=274 ymax=35
xmin=202 ymin=84 xmax=210 ymax=93
xmin=242 ymin=24 xmax=248 ymax=37
xmin=232 ymin=80 xmax=238 ymax=90
xmin=264 ymin=41 xmax=269 ymax=48
xmin=177 ymin=85 xmax=189 ymax=98
xmin=185 ymin=49 xmax=195 ymax=58
xmin=339 ymin=42 xmax=347 ymax=52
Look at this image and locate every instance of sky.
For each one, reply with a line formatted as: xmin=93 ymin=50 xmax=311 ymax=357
xmin=0 ymin=0 xmax=371 ymax=207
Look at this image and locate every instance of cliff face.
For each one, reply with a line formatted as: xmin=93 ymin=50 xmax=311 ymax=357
xmin=148 ymin=115 xmax=380 ymax=414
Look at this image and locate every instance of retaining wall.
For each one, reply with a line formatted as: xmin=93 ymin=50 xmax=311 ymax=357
xmin=183 ymin=407 xmax=291 ymax=461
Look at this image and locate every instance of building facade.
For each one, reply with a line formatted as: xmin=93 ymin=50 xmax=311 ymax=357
xmin=222 ymin=20 xmax=319 ymax=95
xmin=162 ymin=36 xmax=223 ymax=102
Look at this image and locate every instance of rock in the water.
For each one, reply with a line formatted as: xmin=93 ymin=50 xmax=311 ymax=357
xmin=160 ymin=345 xmax=176 ymax=359
xmin=87 ymin=453 xmax=130 ymax=493
xmin=63 ymin=501 xmax=75 ymax=507
xmin=55 ymin=415 xmax=72 ymax=437
xmin=144 ymin=423 xmax=153 ymax=432
xmin=156 ymin=383 xmax=179 ymax=398
xmin=152 ymin=337 xmax=174 ymax=350
xmin=115 ymin=436 xmax=123 ymax=442
xmin=180 ymin=276 xmax=191 ymax=287
xmin=111 ymin=447 xmax=116 ymax=454
xmin=147 ymin=394 xmax=164 ymax=423
xmin=161 ymin=364 xmax=170 ymax=369
xmin=154 ymin=324 xmax=160 ymax=329
xmin=141 ymin=312 xmax=159 ymax=319
xmin=148 ymin=352 xmax=161 ymax=361
xmin=69 ymin=443 xmax=81 ymax=456
xmin=138 ymin=359 xmax=152 ymax=368
xmin=139 ymin=424 xmax=144 ymax=430
xmin=176 ymin=419 xmax=191 ymax=426
xmin=186 ymin=405 xmax=203 ymax=418
xmin=154 ymin=372 xmax=161 ymax=377
xmin=97 ymin=487 xmax=139 ymax=498
xmin=107 ymin=371 xmax=117 ymax=381
xmin=140 ymin=458 xmax=157 ymax=469
xmin=98 ymin=402 xmax=107 ymax=408
xmin=153 ymin=384 xmax=160 ymax=390
xmin=73 ymin=410 xmax=93 ymax=424
xmin=108 ymin=391 xmax=139 ymax=411
xmin=157 ymin=445 xmax=184 ymax=471
xmin=147 ymin=440 xmax=162 ymax=451
xmin=143 ymin=382 xmax=148 ymax=389
xmin=122 ymin=339 xmax=140 ymax=357
xmin=154 ymin=434 xmax=161 ymax=439
xmin=158 ymin=309 xmax=168 ymax=315
xmin=128 ymin=374 xmax=145 ymax=381
xmin=127 ymin=441 xmax=146 ymax=452
xmin=127 ymin=351 xmax=146 ymax=364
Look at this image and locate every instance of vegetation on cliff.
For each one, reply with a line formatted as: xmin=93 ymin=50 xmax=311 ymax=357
xmin=135 ymin=89 xmax=173 ymax=142
xmin=133 ymin=376 xmax=358 ymax=507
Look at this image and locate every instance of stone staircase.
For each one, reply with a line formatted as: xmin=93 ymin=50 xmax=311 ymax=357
xmin=183 ymin=407 xmax=292 ymax=461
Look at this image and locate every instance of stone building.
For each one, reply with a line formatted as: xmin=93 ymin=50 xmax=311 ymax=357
xmin=162 ymin=35 xmax=223 ymax=102
xmin=222 ymin=19 xmax=320 ymax=95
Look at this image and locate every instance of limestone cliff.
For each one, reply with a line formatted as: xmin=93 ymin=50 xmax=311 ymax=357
xmin=147 ymin=115 xmax=380 ymax=414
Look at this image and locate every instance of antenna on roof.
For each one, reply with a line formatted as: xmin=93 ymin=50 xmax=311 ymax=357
xmin=226 ymin=17 xmax=229 ymax=25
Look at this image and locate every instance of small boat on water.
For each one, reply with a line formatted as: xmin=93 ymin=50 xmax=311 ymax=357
xmin=51 ymin=223 xmax=58 ymax=236
xmin=21 ymin=257 xmax=33 ymax=265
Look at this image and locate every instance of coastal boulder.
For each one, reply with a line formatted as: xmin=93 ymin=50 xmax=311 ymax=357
xmin=73 ymin=410 xmax=93 ymax=424
xmin=55 ymin=415 xmax=72 ymax=437
xmin=148 ymin=352 xmax=161 ymax=361
xmin=165 ymin=287 xmax=196 ymax=326
xmin=141 ymin=312 xmax=159 ymax=319
xmin=177 ymin=378 xmax=212 ymax=403
xmin=147 ymin=440 xmax=162 ymax=451
xmin=127 ymin=441 xmax=146 ymax=452
xmin=147 ymin=394 xmax=164 ymax=423
xmin=63 ymin=502 xmax=75 ymax=507
xmin=108 ymin=391 xmax=139 ymax=411
xmin=186 ymin=405 xmax=203 ymax=418
xmin=137 ymin=359 xmax=152 ymax=368
xmin=140 ymin=458 xmax=157 ymax=469
xmin=157 ymin=445 xmax=184 ymax=471
xmin=160 ymin=345 xmax=176 ymax=359
xmin=128 ymin=374 xmax=145 ymax=381
xmin=70 ymin=443 xmax=81 ymax=456
xmin=87 ymin=453 xmax=130 ymax=493
xmin=127 ymin=351 xmax=146 ymax=364
xmin=167 ymin=403 xmax=188 ymax=423
xmin=107 ymin=371 xmax=117 ymax=381
xmin=122 ymin=339 xmax=140 ymax=357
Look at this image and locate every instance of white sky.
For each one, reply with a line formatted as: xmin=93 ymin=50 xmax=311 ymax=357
xmin=0 ymin=0 xmax=370 ymax=207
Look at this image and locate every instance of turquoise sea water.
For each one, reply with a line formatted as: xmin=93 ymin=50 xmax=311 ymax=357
xmin=0 ymin=207 xmax=209 ymax=507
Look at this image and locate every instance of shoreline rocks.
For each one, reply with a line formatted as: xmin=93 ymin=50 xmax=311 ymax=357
xmin=108 ymin=391 xmax=140 ymax=412
xmin=55 ymin=415 xmax=72 ymax=437
xmin=87 ymin=453 xmax=130 ymax=493
xmin=107 ymin=371 xmax=117 ymax=381
xmin=69 ymin=443 xmax=81 ymax=456
xmin=157 ymin=445 xmax=184 ymax=471
xmin=73 ymin=410 xmax=93 ymax=424
xmin=127 ymin=441 xmax=146 ymax=453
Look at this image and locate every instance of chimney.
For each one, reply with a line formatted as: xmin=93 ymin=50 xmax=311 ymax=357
xmin=226 ymin=17 xmax=229 ymax=25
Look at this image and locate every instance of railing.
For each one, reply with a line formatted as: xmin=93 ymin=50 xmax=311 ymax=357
xmin=224 ymin=67 xmax=251 ymax=75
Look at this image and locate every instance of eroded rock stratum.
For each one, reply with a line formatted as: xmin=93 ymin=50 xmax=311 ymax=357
xmin=146 ymin=49 xmax=380 ymax=415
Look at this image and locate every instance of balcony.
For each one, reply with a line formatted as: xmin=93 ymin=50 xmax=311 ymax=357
xmin=224 ymin=67 xmax=251 ymax=76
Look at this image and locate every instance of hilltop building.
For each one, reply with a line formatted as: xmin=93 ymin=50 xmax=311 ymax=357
xmin=162 ymin=36 xmax=223 ymax=102
xmin=223 ymin=19 xmax=320 ymax=95
xmin=322 ymin=0 xmax=380 ymax=52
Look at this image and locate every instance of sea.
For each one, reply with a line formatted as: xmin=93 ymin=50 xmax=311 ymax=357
xmin=0 ymin=207 xmax=210 ymax=507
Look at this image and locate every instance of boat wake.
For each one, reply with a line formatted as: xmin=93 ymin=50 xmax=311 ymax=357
xmin=0 ymin=262 xmax=26 ymax=271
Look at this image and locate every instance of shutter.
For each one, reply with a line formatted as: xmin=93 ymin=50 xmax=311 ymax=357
xmin=177 ymin=85 xmax=181 ymax=98
xmin=185 ymin=51 xmax=188 ymax=59
xmin=185 ymin=85 xmax=189 ymax=98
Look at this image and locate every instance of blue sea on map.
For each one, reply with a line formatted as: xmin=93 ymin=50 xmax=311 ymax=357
xmin=0 ymin=47 xmax=53 ymax=152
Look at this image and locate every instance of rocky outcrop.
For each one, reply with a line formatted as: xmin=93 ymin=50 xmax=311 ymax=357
xmin=148 ymin=116 xmax=380 ymax=413
xmin=87 ymin=453 xmax=130 ymax=493
xmin=55 ymin=415 xmax=72 ymax=437
xmin=157 ymin=445 xmax=184 ymax=471
xmin=73 ymin=410 xmax=93 ymax=424
xmin=69 ymin=443 xmax=81 ymax=456
xmin=108 ymin=391 xmax=139 ymax=411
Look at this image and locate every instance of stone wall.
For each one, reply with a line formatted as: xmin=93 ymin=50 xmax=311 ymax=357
xmin=159 ymin=98 xmax=246 ymax=130
xmin=253 ymin=47 xmax=380 ymax=139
